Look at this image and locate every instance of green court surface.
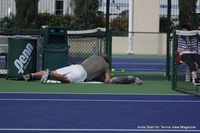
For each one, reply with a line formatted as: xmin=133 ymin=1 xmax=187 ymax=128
xmin=0 ymin=72 xmax=182 ymax=95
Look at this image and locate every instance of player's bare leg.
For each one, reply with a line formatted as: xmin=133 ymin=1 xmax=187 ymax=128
xmin=32 ymin=71 xmax=45 ymax=77
xmin=23 ymin=70 xmax=45 ymax=81
xmin=51 ymin=70 xmax=70 ymax=83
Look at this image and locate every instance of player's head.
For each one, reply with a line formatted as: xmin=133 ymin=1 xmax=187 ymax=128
xmin=197 ymin=25 xmax=200 ymax=31
xmin=102 ymin=54 xmax=110 ymax=64
xmin=181 ymin=24 xmax=190 ymax=31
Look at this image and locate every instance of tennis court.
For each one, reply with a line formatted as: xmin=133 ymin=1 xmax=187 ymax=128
xmin=0 ymin=56 xmax=199 ymax=133
xmin=0 ymin=93 xmax=199 ymax=133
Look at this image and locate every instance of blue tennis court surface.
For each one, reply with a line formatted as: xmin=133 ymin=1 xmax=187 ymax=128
xmin=112 ymin=58 xmax=166 ymax=72
xmin=68 ymin=57 xmax=166 ymax=72
xmin=0 ymin=93 xmax=199 ymax=133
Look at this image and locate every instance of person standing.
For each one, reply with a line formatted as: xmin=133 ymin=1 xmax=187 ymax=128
xmin=177 ymin=24 xmax=200 ymax=85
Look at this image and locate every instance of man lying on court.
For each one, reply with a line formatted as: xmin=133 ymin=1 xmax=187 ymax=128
xmin=23 ymin=55 xmax=142 ymax=85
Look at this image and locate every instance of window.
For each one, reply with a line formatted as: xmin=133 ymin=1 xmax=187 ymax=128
xmin=70 ymin=0 xmax=75 ymax=8
xmin=55 ymin=0 xmax=63 ymax=15
xmin=99 ymin=0 xmax=102 ymax=7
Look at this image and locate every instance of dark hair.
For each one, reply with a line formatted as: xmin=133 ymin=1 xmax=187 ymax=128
xmin=181 ymin=24 xmax=190 ymax=31
xmin=102 ymin=54 xmax=110 ymax=63
xmin=197 ymin=25 xmax=200 ymax=30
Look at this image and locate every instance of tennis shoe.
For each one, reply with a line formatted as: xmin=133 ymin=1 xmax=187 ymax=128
xmin=23 ymin=73 xmax=32 ymax=81
xmin=192 ymin=78 xmax=200 ymax=86
xmin=135 ymin=77 xmax=142 ymax=85
xmin=40 ymin=69 xmax=51 ymax=84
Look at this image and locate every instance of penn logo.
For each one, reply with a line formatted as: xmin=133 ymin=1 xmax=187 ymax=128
xmin=14 ymin=43 xmax=33 ymax=74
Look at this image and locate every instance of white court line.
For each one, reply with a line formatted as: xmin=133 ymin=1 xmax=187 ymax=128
xmin=0 ymin=92 xmax=191 ymax=97
xmin=0 ymin=128 xmax=199 ymax=132
xmin=0 ymin=92 xmax=190 ymax=96
xmin=0 ymin=92 xmax=188 ymax=96
xmin=0 ymin=98 xmax=200 ymax=103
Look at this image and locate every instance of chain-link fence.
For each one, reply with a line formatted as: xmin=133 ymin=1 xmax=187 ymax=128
xmin=0 ymin=27 xmax=112 ymax=78
xmin=0 ymin=29 xmax=44 ymax=77
xmin=172 ymin=30 xmax=200 ymax=96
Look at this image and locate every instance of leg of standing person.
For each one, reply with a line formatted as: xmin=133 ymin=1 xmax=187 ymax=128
xmin=194 ymin=54 xmax=200 ymax=77
xmin=181 ymin=54 xmax=197 ymax=78
xmin=194 ymin=54 xmax=200 ymax=69
xmin=181 ymin=54 xmax=200 ymax=85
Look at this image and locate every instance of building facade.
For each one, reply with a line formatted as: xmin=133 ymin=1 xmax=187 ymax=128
xmin=1 ymin=0 xmax=200 ymax=19
xmin=0 ymin=0 xmax=75 ymax=19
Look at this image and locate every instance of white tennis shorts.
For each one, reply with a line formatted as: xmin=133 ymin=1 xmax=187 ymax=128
xmin=56 ymin=65 xmax=87 ymax=83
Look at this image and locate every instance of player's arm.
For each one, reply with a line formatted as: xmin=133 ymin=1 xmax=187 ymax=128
xmin=103 ymin=63 xmax=111 ymax=83
xmin=177 ymin=49 xmax=182 ymax=53
xmin=104 ymin=72 xmax=111 ymax=83
xmin=92 ymin=72 xmax=110 ymax=83
xmin=81 ymin=59 xmax=88 ymax=64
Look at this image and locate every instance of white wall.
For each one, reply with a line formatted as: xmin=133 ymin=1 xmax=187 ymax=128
xmin=0 ymin=0 xmax=16 ymax=19
xmin=118 ymin=0 xmax=163 ymax=55
xmin=0 ymin=0 xmax=72 ymax=18
xmin=38 ymin=0 xmax=72 ymax=14
xmin=112 ymin=0 xmax=166 ymax=55
xmin=134 ymin=0 xmax=160 ymax=32
xmin=112 ymin=34 xmax=167 ymax=55
xmin=38 ymin=0 xmax=55 ymax=14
